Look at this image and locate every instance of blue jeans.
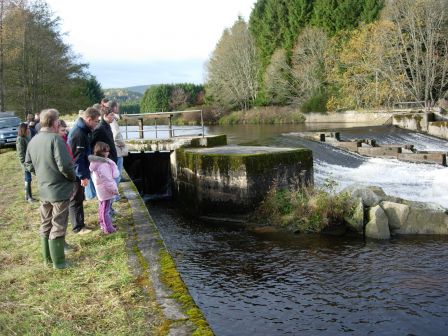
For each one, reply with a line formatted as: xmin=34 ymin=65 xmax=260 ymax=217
xmin=115 ymin=156 xmax=123 ymax=185
xmin=113 ymin=156 xmax=123 ymax=202
xmin=24 ymin=170 xmax=32 ymax=183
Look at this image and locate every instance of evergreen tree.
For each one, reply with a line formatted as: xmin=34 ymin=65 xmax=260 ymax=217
xmin=140 ymin=85 xmax=171 ymax=112
xmin=83 ymin=76 xmax=104 ymax=106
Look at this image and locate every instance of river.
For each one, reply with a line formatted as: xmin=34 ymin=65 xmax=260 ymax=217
xmin=142 ymin=123 xmax=448 ymax=335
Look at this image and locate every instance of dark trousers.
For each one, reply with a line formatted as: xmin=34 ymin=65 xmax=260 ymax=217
xmin=69 ymin=181 xmax=85 ymax=232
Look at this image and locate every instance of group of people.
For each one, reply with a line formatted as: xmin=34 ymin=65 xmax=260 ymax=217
xmin=16 ymin=99 xmax=129 ymax=269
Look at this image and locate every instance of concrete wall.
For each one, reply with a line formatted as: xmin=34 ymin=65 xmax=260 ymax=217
xmin=393 ymin=113 xmax=448 ymax=140
xmin=174 ymin=146 xmax=314 ymax=216
xmin=305 ymin=111 xmax=394 ymax=124
xmin=427 ymin=121 xmax=448 ymax=139
xmin=392 ymin=113 xmax=424 ymax=131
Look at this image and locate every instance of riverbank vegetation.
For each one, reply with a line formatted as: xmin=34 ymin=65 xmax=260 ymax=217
xmin=205 ymin=0 xmax=448 ymax=116
xmin=218 ymin=106 xmax=304 ymax=125
xmin=0 ymin=1 xmax=103 ymax=118
xmin=254 ymin=181 xmax=354 ymax=233
xmin=133 ymin=0 xmax=447 ymax=125
xmin=0 ymin=150 xmax=169 ymax=335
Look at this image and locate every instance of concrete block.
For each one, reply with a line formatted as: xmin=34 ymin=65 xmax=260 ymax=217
xmin=333 ymin=141 xmax=361 ymax=152
xmin=398 ymin=153 xmax=446 ymax=166
xmin=175 ymin=145 xmax=314 ymax=215
xmin=357 ymin=146 xmax=401 ymax=159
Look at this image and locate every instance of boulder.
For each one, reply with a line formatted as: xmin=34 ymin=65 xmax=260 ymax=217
xmin=343 ymin=184 xmax=386 ymax=207
xmin=396 ymin=200 xmax=448 ymax=234
xmin=344 ymin=197 xmax=364 ymax=234
xmin=380 ymin=201 xmax=410 ymax=231
xmin=365 ymin=205 xmax=390 ymax=239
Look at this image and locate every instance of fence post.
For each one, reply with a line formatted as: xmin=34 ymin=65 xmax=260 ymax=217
xmin=125 ymin=119 xmax=128 ymax=139
xmin=169 ymin=114 xmax=173 ymax=138
xmin=201 ymin=109 xmax=204 ymax=138
xmin=138 ymin=118 xmax=144 ymax=139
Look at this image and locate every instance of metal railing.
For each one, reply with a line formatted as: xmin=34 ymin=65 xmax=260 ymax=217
xmin=121 ymin=110 xmax=204 ymax=140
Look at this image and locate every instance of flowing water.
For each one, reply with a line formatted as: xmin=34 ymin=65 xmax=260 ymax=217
xmin=143 ymin=124 xmax=448 ymax=335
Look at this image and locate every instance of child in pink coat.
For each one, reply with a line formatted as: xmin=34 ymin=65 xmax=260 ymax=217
xmin=89 ymin=141 xmax=119 ymax=234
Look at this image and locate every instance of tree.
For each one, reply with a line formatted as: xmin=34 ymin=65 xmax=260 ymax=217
xmin=288 ymin=26 xmax=331 ymax=110
xmin=206 ymin=18 xmax=259 ymax=110
xmin=140 ymin=85 xmax=171 ymax=112
xmin=0 ymin=0 xmax=96 ymax=116
xmin=382 ymin=0 xmax=448 ymax=107
xmin=83 ymin=76 xmax=103 ymax=106
xmin=264 ymin=48 xmax=295 ymax=105
xmin=169 ymin=87 xmax=188 ymax=110
xmin=311 ymin=0 xmax=383 ymax=36
xmin=327 ymin=22 xmax=407 ymax=109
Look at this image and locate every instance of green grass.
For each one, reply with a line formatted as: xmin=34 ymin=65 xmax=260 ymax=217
xmin=0 ymin=150 xmax=166 ymax=335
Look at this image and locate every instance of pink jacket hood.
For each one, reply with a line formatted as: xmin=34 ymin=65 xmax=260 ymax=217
xmin=88 ymin=155 xmax=119 ymax=201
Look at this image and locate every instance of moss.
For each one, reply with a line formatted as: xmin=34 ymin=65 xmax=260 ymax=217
xmin=190 ymin=134 xmax=227 ymax=148
xmin=243 ymin=149 xmax=312 ymax=176
xmin=177 ymin=148 xmax=312 ymax=177
xmin=159 ymin=250 xmax=213 ymax=336
xmin=393 ymin=113 xmax=423 ymax=122
xmin=126 ymin=139 xmax=175 ymax=145
xmin=124 ymin=172 xmax=211 ymax=335
xmin=429 ymin=121 xmax=448 ymax=127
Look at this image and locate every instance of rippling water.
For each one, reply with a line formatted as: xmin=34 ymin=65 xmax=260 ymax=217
xmin=142 ymin=124 xmax=448 ymax=335
xmin=150 ymin=202 xmax=448 ymax=336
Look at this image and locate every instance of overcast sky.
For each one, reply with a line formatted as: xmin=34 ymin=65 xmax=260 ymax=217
xmin=45 ymin=0 xmax=256 ymax=89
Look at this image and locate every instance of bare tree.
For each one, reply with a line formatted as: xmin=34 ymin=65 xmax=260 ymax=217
xmin=206 ymin=18 xmax=259 ymax=110
xmin=264 ymin=48 xmax=296 ymax=105
xmin=383 ymin=0 xmax=448 ymax=108
xmin=169 ymin=87 xmax=188 ymax=110
xmin=291 ymin=27 xmax=329 ymax=100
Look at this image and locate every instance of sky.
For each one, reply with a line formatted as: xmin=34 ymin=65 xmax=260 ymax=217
xmin=45 ymin=0 xmax=257 ymax=89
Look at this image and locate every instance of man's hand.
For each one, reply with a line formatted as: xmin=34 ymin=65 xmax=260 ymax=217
xmin=80 ymin=178 xmax=89 ymax=187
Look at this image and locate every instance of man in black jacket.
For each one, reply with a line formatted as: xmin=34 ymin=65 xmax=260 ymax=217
xmin=67 ymin=107 xmax=101 ymax=234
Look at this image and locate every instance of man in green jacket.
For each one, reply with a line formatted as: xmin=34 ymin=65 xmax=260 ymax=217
xmin=25 ymin=108 xmax=76 ymax=269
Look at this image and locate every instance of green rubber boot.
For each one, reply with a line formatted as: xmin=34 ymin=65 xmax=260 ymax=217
xmin=48 ymin=237 xmax=67 ymax=269
xmin=41 ymin=237 xmax=52 ymax=266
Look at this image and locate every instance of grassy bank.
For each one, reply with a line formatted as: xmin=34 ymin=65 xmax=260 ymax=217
xmin=0 ymin=149 xmax=166 ymax=335
xmin=218 ymin=106 xmax=305 ymax=125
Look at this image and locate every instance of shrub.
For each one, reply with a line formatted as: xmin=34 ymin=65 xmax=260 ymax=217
xmin=300 ymin=91 xmax=328 ymax=113
xmin=254 ymin=181 xmax=354 ymax=233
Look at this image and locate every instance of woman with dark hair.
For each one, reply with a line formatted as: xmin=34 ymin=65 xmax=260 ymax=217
xmin=58 ymin=119 xmax=73 ymax=160
xmin=26 ymin=113 xmax=37 ymax=138
xmin=16 ymin=122 xmax=35 ymax=202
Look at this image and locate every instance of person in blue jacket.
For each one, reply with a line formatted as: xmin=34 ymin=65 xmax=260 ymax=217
xmin=67 ymin=107 xmax=101 ymax=234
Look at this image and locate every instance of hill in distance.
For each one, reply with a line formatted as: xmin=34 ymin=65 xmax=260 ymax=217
xmin=104 ymin=88 xmax=144 ymax=102
xmin=125 ymin=84 xmax=152 ymax=94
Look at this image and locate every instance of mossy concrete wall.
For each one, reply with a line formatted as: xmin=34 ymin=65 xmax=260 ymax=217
xmin=393 ymin=113 xmax=424 ymax=131
xmin=174 ymin=146 xmax=313 ymax=215
xmin=427 ymin=121 xmax=448 ymax=139
xmin=393 ymin=113 xmax=448 ymax=140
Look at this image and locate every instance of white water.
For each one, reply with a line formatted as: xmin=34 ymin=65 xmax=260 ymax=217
xmin=315 ymin=153 xmax=448 ymax=208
